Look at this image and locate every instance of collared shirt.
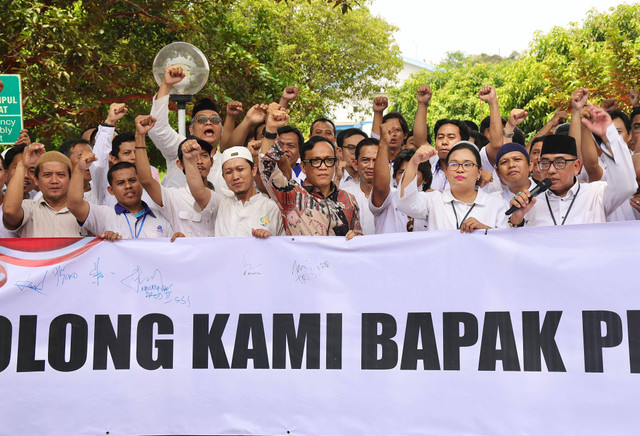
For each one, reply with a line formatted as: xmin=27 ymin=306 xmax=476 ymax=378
xmin=368 ymin=187 xmax=428 ymax=234
xmin=521 ymin=124 xmax=638 ymax=226
xmin=215 ymin=193 xmax=284 ymax=237
xmin=81 ymin=201 xmax=172 ymax=238
xmin=479 ymin=147 xmax=505 ymax=194
xmin=397 ymin=177 xmax=508 ymax=231
xmin=292 ymin=162 xmax=307 ymax=184
xmin=10 ymin=198 xmax=85 ymax=237
xmin=338 ymin=169 xmax=357 ymax=191
xmin=429 ymin=155 xmax=449 ymax=191
xmin=342 ymin=181 xmax=376 ymax=235
xmin=159 ymin=185 xmax=219 ymax=237
xmin=259 ymin=140 xmax=362 ymax=236
xmin=493 ymin=178 xmax=537 ymax=209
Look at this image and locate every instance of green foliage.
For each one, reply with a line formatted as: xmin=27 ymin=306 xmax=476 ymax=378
xmin=389 ymin=4 xmax=640 ymax=139
xmin=0 ymin=0 xmax=400 ymax=167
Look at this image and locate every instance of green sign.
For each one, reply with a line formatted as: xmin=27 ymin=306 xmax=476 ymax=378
xmin=0 ymin=74 xmax=23 ymax=145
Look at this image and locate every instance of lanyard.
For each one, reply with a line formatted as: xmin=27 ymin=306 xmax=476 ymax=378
xmin=123 ymin=212 xmax=147 ymax=239
xmin=545 ymin=183 xmax=580 ymax=226
xmin=451 ymin=202 xmax=476 ymax=229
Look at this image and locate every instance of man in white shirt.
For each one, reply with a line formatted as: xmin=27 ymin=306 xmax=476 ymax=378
xmin=3 ymin=146 xmax=85 ymax=237
xmin=509 ymin=105 xmax=638 ymax=227
xmin=134 ymin=115 xmax=218 ymax=237
xmin=493 ymin=143 xmax=537 ymax=207
xmin=342 ymin=138 xmax=378 ymax=235
xmin=148 ymin=65 xmax=228 ymax=194
xmin=68 ymin=156 xmax=173 ymax=239
xmin=334 ymin=128 xmax=367 ymax=190
xmin=183 ymin=143 xmax=283 ymax=237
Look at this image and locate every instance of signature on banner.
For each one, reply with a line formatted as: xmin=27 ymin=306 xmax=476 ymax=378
xmin=292 ymin=259 xmax=330 ymax=285
xmin=121 ymin=265 xmax=190 ymax=308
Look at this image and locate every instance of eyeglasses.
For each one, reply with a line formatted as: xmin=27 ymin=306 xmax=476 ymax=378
xmin=302 ymin=157 xmax=337 ymax=168
xmin=538 ymin=158 xmax=577 ymax=170
xmin=447 ymin=162 xmax=477 ymax=171
xmin=340 ymin=145 xmax=357 ymax=152
xmin=194 ymin=116 xmax=222 ymax=125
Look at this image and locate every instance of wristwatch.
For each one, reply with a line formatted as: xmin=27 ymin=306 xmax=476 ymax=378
xmin=263 ymin=130 xmax=277 ymax=140
xmin=503 ymin=129 xmax=515 ymax=138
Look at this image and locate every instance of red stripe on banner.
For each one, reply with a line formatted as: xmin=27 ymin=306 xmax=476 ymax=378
xmin=0 ymin=238 xmax=102 ymax=267
xmin=0 ymin=238 xmax=84 ymax=253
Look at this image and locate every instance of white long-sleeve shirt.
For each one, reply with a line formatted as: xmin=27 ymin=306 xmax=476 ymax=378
xmin=520 ymin=123 xmax=638 ymax=226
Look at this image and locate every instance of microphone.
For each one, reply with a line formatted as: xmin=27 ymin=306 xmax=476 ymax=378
xmin=505 ymin=178 xmax=552 ymax=215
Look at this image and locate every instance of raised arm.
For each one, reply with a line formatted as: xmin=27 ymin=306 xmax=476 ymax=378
xmin=182 ymin=139 xmax=212 ymax=210
xmin=68 ymin=152 xmax=95 ymax=224
xmin=413 ymin=85 xmax=432 ymax=146
xmin=259 ymin=103 xmax=291 ymax=193
xmin=569 ymin=87 xmax=589 ymax=160
xmin=221 ymin=101 xmax=243 ymax=152
xmin=148 ymin=65 xmax=185 ymax=161
xmin=526 ymin=110 xmax=568 ymax=150
xmin=579 ymin=106 xmax=604 ymax=182
xmin=3 ymin=143 xmax=44 ymax=230
xmin=478 ymin=86 xmax=502 ymax=166
xmin=92 ymin=103 xmax=128 ymax=204
xmin=397 ymin=144 xmax=437 ymax=219
xmin=503 ymin=109 xmax=528 ymax=143
xmin=371 ymin=96 xmax=388 ymax=138
xmin=225 ymin=104 xmax=268 ymax=148
xmin=278 ymin=86 xmax=299 ymax=110
xmin=371 ymin=123 xmax=393 ymax=208
xmin=582 ymin=104 xmax=638 ymax=214
xmin=134 ymin=115 xmax=163 ymax=206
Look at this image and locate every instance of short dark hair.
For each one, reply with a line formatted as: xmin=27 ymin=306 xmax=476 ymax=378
xmin=393 ymin=149 xmax=432 ymax=191
xmin=277 ymin=125 xmax=304 ymax=149
xmin=59 ymin=138 xmax=91 ymax=157
xmin=310 ymin=118 xmax=336 ymax=136
xmin=191 ymin=98 xmax=219 ymax=119
xmin=107 ymin=161 xmax=137 ymax=186
xmin=336 ymin=128 xmax=368 ymax=148
xmin=479 ymin=115 xmax=507 ymax=133
xmin=469 ymin=130 xmax=489 ymax=149
xmin=463 ymin=120 xmax=479 ymax=132
xmin=512 ymin=127 xmax=526 ymax=146
xmin=355 ymin=137 xmax=379 ymax=160
xmin=609 ymin=110 xmax=631 ymax=134
xmin=111 ymin=132 xmax=136 ymax=159
xmin=446 ymin=142 xmax=482 ymax=168
xmin=529 ymin=136 xmax=545 ymax=153
xmin=253 ymin=122 xmax=266 ymax=140
xmin=177 ymin=136 xmax=214 ymax=163
xmin=434 ymin=119 xmax=470 ymax=141
xmin=630 ymin=107 xmax=640 ymax=122
xmin=4 ymin=144 xmax=27 ymax=169
xmin=382 ymin=112 xmax=409 ymax=135
xmin=300 ymin=136 xmax=336 ymax=160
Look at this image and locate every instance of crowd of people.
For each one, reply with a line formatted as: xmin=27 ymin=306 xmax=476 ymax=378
xmin=1 ymin=66 xmax=639 ymax=241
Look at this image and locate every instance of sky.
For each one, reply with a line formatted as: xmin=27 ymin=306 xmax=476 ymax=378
xmin=368 ymin=0 xmax=630 ymax=65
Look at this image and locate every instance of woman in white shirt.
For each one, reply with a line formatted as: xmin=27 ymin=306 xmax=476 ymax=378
xmin=397 ymin=141 xmax=508 ymax=232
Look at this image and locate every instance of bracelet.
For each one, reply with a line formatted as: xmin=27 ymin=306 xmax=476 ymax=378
xmin=508 ymin=217 xmax=525 ymax=228
xmin=101 ymin=122 xmax=115 ymax=128
xmin=135 ymin=147 xmax=147 ymax=149
xmin=263 ymin=130 xmax=277 ymax=140
xmin=503 ymin=129 xmax=515 ymax=138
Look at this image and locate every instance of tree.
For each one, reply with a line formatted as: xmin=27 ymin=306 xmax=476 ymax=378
xmin=0 ymin=0 xmax=401 ymax=167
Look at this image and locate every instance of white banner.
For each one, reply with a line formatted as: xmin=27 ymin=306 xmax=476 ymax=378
xmin=1 ymin=222 xmax=640 ymax=436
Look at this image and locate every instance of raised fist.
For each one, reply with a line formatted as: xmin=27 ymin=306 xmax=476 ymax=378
xmin=245 ymin=104 xmax=268 ymax=125
xmin=550 ymin=110 xmax=569 ymax=127
xmin=416 ymin=85 xmax=432 ymax=105
xmin=226 ymin=101 xmax=243 ymax=118
xmin=478 ymin=86 xmax=497 ymax=103
xmin=629 ymin=89 xmax=640 ymax=107
xmin=571 ymin=87 xmax=589 ymax=111
xmin=265 ymin=102 xmax=289 ymax=130
xmin=181 ymin=139 xmax=202 ymax=162
xmin=78 ymin=151 xmax=97 ymax=172
xmin=412 ymin=144 xmax=437 ymax=164
xmin=163 ymin=65 xmax=185 ymax=86
xmin=582 ymin=103 xmax=612 ymax=138
xmin=601 ymin=98 xmax=617 ymax=112
xmin=106 ymin=103 xmax=128 ymax=125
xmin=373 ymin=96 xmax=388 ymax=114
xmin=508 ymin=109 xmax=528 ymax=127
xmin=281 ymin=86 xmax=299 ymax=102
xmin=135 ymin=115 xmax=156 ymax=136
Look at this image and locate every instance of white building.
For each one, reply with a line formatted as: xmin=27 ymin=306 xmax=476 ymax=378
xmin=331 ymin=56 xmax=436 ymax=134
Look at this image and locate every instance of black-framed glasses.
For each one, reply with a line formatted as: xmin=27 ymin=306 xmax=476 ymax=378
xmin=538 ymin=158 xmax=577 ymax=170
xmin=194 ymin=116 xmax=222 ymax=125
xmin=340 ymin=145 xmax=357 ymax=152
xmin=302 ymin=157 xmax=337 ymax=168
xmin=447 ymin=162 xmax=477 ymax=171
